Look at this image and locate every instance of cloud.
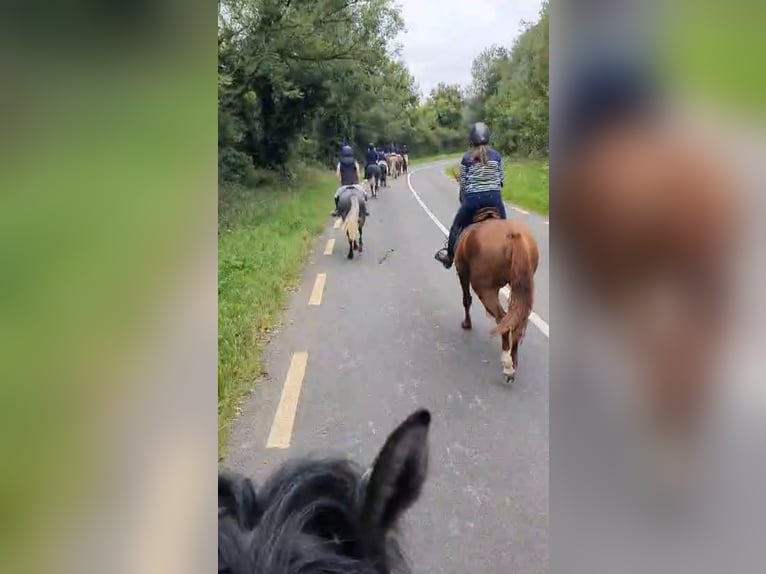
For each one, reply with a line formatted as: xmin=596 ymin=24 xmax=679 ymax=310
xmin=395 ymin=0 xmax=543 ymax=97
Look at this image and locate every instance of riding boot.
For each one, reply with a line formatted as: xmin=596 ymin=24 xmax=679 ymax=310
xmin=435 ymin=221 xmax=460 ymax=269
xmin=331 ymin=196 xmax=340 ymax=217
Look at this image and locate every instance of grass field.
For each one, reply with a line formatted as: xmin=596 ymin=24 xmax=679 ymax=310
xmin=218 ymin=167 xmax=336 ymax=456
xmin=446 ymin=157 xmax=549 ymax=216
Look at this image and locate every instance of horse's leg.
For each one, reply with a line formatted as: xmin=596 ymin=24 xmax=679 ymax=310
xmin=477 ymin=288 xmax=515 ymax=382
xmin=459 ymin=268 xmax=473 ymax=330
xmin=347 ymin=234 xmax=354 ymax=259
xmin=511 ymin=336 xmax=519 ymax=371
xmin=358 ymin=223 xmax=364 ymax=253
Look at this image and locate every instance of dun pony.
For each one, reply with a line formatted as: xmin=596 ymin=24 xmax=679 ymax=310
xmin=342 ymin=195 xmax=363 ymax=259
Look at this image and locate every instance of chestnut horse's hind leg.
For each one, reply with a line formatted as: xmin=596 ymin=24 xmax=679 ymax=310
xmin=459 ymin=269 xmax=473 ymax=330
xmin=477 ymin=288 xmax=514 ymax=383
xmin=511 ymin=337 xmax=520 ymax=372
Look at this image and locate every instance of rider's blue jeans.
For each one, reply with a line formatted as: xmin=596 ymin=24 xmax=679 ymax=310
xmin=447 ymin=190 xmax=507 ymax=257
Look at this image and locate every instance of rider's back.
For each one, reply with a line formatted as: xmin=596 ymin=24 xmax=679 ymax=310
xmin=338 ymin=156 xmax=358 ymax=186
xmin=460 ymin=147 xmax=504 ymax=195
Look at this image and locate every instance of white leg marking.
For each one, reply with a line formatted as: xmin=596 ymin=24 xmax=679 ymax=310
xmin=501 ymin=349 xmax=515 ymax=377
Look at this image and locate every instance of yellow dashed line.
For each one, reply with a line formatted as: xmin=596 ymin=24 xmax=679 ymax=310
xmin=308 ymin=273 xmax=326 ymax=306
xmin=324 ymin=238 xmax=335 ymax=255
xmin=266 ymin=352 xmax=309 ymax=449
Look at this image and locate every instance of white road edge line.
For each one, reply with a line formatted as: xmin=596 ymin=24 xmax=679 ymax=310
xmin=407 ymin=164 xmax=550 ymax=339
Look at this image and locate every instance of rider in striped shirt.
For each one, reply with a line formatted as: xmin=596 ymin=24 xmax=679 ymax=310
xmin=435 ymin=122 xmax=507 ymax=269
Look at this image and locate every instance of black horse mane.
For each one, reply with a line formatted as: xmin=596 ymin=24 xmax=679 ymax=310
xmin=219 ymin=409 xmax=431 ymax=574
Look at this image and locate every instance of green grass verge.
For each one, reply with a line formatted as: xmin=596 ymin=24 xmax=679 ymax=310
xmin=218 ymin=166 xmax=336 ymax=457
xmin=445 ymin=157 xmax=549 ymax=216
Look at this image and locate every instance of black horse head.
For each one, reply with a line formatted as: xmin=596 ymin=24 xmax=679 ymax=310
xmin=219 ymin=409 xmax=431 ymax=574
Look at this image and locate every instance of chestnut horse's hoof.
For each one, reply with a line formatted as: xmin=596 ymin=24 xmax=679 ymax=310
xmin=461 ymin=320 xmax=472 ymax=330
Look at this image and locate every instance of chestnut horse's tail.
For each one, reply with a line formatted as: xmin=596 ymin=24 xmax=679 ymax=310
xmin=344 ymin=195 xmax=360 ymax=244
xmin=493 ymin=230 xmax=535 ymax=336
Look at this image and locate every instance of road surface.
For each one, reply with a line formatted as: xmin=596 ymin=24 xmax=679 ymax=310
xmin=225 ymin=159 xmax=550 ymax=574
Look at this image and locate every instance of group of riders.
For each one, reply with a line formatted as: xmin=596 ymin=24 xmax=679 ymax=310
xmin=332 ymin=142 xmax=409 ymax=219
xmin=333 ymin=122 xmax=505 ymax=270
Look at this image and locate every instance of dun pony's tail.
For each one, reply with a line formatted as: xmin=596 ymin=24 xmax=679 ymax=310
xmin=344 ymin=195 xmax=360 ymax=243
xmin=493 ymin=230 xmax=535 ymax=336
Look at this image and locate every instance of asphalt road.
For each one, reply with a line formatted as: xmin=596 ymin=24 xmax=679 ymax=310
xmin=225 ymin=159 xmax=550 ymax=574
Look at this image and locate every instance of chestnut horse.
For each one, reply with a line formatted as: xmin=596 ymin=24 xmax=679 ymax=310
xmin=557 ymin=106 xmax=743 ymax=461
xmin=455 ymin=209 xmax=539 ymax=383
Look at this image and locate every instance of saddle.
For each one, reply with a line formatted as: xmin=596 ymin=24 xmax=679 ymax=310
xmin=455 ymin=207 xmax=502 ymax=246
xmin=472 ymin=207 xmax=502 ymax=224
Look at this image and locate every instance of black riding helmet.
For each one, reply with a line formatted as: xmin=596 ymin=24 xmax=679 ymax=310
xmin=469 ymin=122 xmax=491 ymax=146
xmin=341 ymin=145 xmax=353 ymax=157
xmin=368 ymin=142 xmax=375 ymax=149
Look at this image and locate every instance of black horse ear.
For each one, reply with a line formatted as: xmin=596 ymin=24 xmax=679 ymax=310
xmin=362 ymin=409 xmax=431 ymax=531
xmin=218 ymin=470 xmax=259 ymax=530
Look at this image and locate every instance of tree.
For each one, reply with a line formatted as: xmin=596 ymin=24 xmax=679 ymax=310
xmin=217 ymin=0 xmax=549 ymax=184
xmin=218 ymin=0 xmax=409 ymax=178
xmin=467 ymin=1 xmax=549 ymax=157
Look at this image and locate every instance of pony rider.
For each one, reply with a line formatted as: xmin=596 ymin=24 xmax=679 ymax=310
xmin=435 ymin=122 xmax=506 ymax=268
xmin=332 ymin=144 xmax=370 ymax=218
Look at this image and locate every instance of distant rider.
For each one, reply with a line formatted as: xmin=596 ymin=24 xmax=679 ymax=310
xmin=434 ymin=122 xmax=506 ymax=269
xmin=364 ymin=142 xmax=382 ymax=191
xmin=365 ymin=143 xmax=378 ymax=167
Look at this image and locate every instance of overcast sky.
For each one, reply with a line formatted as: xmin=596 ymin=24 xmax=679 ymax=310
xmin=395 ymin=0 xmax=543 ymax=97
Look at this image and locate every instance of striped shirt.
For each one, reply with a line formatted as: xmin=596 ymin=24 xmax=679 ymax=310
xmin=459 ymin=147 xmax=504 ymax=196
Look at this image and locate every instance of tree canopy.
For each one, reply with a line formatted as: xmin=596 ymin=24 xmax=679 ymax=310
xmin=218 ymin=0 xmax=549 ymax=182
xmin=468 ymin=1 xmax=549 ymax=156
